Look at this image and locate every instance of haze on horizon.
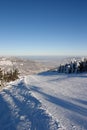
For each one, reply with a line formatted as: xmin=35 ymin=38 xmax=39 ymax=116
xmin=0 ymin=0 xmax=87 ymax=56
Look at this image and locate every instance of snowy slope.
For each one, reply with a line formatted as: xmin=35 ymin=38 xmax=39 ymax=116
xmin=0 ymin=79 xmax=59 ymax=130
xmin=0 ymin=72 xmax=87 ymax=130
xmin=25 ymin=72 xmax=87 ymax=130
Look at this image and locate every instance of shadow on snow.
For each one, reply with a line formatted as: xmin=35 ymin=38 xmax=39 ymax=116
xmin=30 ymin=85 xmax=87 ymax=129
xmin=0 ymin=81 xmax=58 ymax=130
xmin=38 ymin=71 xmax=87 ymax=79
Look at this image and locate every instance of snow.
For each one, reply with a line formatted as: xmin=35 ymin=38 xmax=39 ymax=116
xmin=0 ymin=60 xmax=13 ymax=66
xmin=0 ymin=79 xmax=59 ymax=130
xmin=26 ymin=72 xmax=87 ymax=130
xmin=0 ymin=72 xmax=87 ymax=130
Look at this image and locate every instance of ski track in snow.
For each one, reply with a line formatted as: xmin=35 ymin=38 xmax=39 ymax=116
xmin=0 ymin=72 xmax=87 ymax=130
xmin=0 ymin=79 xmax=59 ymax=130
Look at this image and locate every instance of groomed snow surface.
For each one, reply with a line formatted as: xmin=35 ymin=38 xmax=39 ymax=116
xmin=0 ymin=72 xmax=87 ymax=130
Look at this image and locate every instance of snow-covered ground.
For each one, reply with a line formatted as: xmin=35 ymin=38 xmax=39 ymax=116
xmin=26 ymin=72 xmax=87 ymax=130
xmin=0 ymin=72 xmax=87 ymax=130
xmin=0 ymin=60 xmax=13 ymax=66
xmin=0 ymin=78 xmax=59 ymax=130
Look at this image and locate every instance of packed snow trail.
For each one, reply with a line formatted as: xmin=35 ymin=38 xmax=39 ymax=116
xmin=0 ymin=79 xmax=59 ymax=130
xmin=25 ymin=72 xmax=87 ymax=130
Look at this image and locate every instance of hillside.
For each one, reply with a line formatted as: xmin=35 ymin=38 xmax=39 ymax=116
xmin=0 ymin=78 xmax=59 ymax=130
xmin=0 ymin=71 xmax=87 ymax=130
xmin=0 ymin=57 xmax=48 ymax=76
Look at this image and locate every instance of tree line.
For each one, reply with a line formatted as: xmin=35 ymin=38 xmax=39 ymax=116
xmin=58 ymin=58 xmax=87 ymax=74
xmin=0 ymin=68 xmax=19 ymax=87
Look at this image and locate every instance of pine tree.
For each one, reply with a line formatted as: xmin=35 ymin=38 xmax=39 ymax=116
xmin=0 ymin=68 xmax=3 ymax=86
xmin=12 ymin=68 xmax=19 ymax=81
xmin=0 ymin=68 xmax=3 ymax=80
xmin=3 ymin=68 xmax=19 ymax=83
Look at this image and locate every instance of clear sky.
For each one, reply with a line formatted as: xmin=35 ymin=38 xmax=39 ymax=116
xmin=0 ymin=0 xmax=87 ymax=56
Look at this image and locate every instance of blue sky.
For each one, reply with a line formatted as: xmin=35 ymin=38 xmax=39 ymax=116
xmin=0 ymin=0 xmax=87 ymax=56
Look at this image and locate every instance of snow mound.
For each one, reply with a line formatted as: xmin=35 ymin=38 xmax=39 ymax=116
xmin=0 ymin=79 xmax=59 ymax=130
